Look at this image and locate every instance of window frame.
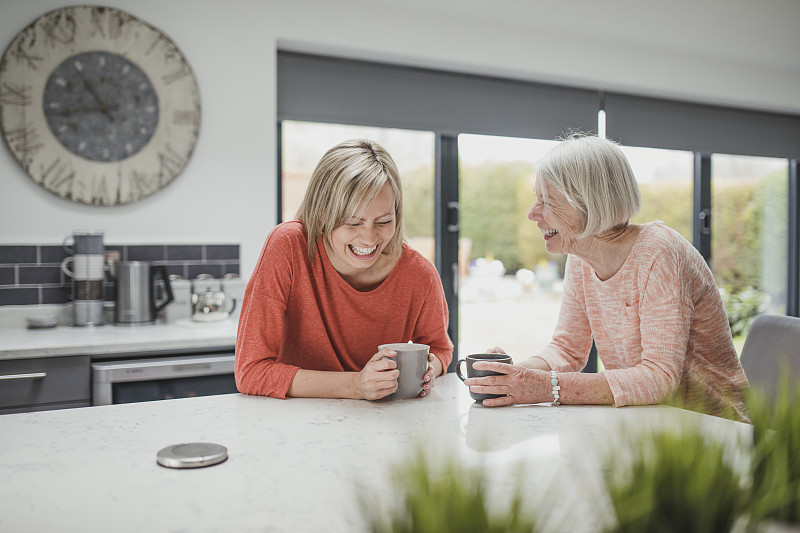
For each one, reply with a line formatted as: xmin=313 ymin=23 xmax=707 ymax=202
xmin=276 ymin=51 xmax=800 ymax=357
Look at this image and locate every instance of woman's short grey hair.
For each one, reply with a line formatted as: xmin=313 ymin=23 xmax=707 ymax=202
xmin=535 ymin=133 xmax=641 ymax=238
xmin=295 ymin=139 xmax=405 ymax=262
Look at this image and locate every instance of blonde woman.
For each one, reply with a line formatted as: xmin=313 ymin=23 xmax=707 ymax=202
xmin=236 ymin=139 xmax=453 ymax=400
xmin=465 ymin=134 xmax=749 ymax=421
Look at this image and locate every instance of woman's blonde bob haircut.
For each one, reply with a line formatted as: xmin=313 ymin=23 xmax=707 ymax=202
xmin=295 ymin=139 xmax=405 ymax=262
xmin=536 ymin=133 xmax=641 ymax=239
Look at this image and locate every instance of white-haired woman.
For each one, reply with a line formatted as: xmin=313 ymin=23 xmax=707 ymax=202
xmin=464 ymin=134 xmax=749 ymax=420
xmin=236 ymin=139 xmax=453 ymax=400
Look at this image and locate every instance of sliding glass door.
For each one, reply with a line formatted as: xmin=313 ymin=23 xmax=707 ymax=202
xmin=278 ymin=51 xmax=800 ymax=366
xmin=280 ymin=120 xmax=435 ymax=251
xmin=711 ymin=154 xmax=789 ymax=350
xmin=457 ymin=135 xmax=560 ymax=360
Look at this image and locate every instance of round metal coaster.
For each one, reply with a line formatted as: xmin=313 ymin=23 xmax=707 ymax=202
xmin=156 ymin=442 xmax=228 ymax=469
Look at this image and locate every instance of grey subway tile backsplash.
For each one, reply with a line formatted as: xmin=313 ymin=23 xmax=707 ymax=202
xmin=19 ymin=265 xmax=62 ymax=285
xmin=0 ymin=243 xmax=239 ymax=306
xmin=42 ymin=286 xmax=71 ymax=305
xmin=166 ymin=245 xmax=202 ymax=261
xmin=0 ymin=287 xmax=38 ymax=306
xmin=126 ymin=245 xmax=167 ymax=262
xmin=207 ymin=245 xmax=240 ymax=260
xmin=0 ymin=246 xmax=37 ymax=264
xmin=0 ymin=267 xmax=14 ymax=285
xmin=40 ymin=246 xmax=69 ymax=263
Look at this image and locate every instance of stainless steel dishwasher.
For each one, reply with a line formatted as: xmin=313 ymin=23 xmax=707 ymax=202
xmin=91 ymin=348 xmax=236 ymax=405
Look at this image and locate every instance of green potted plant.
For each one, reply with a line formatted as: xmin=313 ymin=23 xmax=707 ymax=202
xmin=745 ymin=375 xmax=800 ymax=532
xmin=360 ymin=446 xmax=541 ymax=533
xmin=600 ymin=427 xmax=747 ymax=533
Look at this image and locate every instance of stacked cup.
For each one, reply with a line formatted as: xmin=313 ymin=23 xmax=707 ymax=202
xmin=61 ymin=230 xmax=105 ymax=326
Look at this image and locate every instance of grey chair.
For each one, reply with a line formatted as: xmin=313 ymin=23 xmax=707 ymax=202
xmin=739 ymin=314 xmax=800 ymax=402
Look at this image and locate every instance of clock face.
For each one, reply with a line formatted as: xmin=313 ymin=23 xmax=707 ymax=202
xmin=0 ymin=6 xmax=201 ymax=206
xmin=43 ymin=51 xmax=159 ymax=162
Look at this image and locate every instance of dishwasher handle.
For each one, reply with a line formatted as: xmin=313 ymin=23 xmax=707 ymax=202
xmin=0 ymin=372 xmax=47 ymax=381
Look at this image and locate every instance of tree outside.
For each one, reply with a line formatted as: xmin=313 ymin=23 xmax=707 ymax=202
xmin=712 ymin=161 xmax=788 ymax=330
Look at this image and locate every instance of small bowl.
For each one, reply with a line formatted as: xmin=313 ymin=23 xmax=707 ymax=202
xmin=26 ymin=316 xmax=58 ymax=329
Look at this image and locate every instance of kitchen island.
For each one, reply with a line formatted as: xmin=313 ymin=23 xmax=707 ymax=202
xmin=0 ymin=375 xmax=751 ymax=532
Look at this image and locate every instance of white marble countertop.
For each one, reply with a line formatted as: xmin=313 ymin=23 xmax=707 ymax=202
xmin=0 ymin=319 xmax=238 ymax=360
xmin=0 ymin=375 xmax=751 ymax=533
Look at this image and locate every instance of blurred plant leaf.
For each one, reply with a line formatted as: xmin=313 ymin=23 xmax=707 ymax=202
xmin=360 ymin=445 xmax=540 ymax=533
xmin=746 ymin=372 xmax=800 ymax=528
xmin=602 ymin=427 xmax=746 ymax=533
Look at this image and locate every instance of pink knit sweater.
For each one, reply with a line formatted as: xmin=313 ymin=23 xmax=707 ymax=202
xmin=537 ymin=222 xmax=749 ymax=421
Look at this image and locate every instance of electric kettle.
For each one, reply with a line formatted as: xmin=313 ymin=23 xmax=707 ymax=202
xmin=113 ymin=261 xmax=174 ymax=326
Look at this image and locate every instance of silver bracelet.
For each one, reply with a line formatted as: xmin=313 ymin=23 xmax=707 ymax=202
xmin=550 ymin=370 xmax=561 ymax=406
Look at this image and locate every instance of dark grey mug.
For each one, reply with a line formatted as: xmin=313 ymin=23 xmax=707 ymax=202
xmin=63 ymin=230 xmax=105 ymax=255
xmin=456 ymin=353 xmax=513 ymax=403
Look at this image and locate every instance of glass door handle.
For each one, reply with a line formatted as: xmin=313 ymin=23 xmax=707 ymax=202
xmin=698 ymin=208 xmax=711 ymax=235
xmin=446 ymin=201 xmax=460 ymax=232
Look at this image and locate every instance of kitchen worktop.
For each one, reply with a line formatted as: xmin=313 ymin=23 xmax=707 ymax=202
xmin=0 ymin=319 xmax=238 ymax=360
xmin=0 ymin=375 xmax=752 ymax=533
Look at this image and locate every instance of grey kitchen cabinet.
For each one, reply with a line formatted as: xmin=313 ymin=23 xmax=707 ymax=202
xmin=0 ymin=356 xmax=91 ymax=414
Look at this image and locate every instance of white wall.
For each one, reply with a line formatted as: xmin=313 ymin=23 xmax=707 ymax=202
xmin=2 ymin=0 xmax=799 ymax=278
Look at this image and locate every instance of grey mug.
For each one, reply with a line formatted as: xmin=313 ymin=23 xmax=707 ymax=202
xmin=63 ymin=230 xmax=104 ymax=255
xmin=456 ymin=353 xmax=513 ymax=403
xmin=379 ymin=342 xmax=430 ymax=400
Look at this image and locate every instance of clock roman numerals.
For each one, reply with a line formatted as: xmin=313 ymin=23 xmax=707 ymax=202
xmin=8 ymin=39 xmax=44 ymax=71
xmin=128 ymin=170 xmax=157 ymax=200
xmin=145 ymin=33 xmax=184 ymax=60
xmin=88 ymin=9 xmax=106 ymax=38
xmin=69 ymin=173 xmax=113 ymax=206
xmin=40 ymin=158 xmax=115 ymax=205
xmin=87 ymin=8 xmax=133 ymax=40
xmin=108 ymin=12 xmax=133 ymax=40
xmin=145 ymin=34 xmax=167 ymax=56
xmin=158 ymin=146 xmax=187 ymax=184
xmin=40 ymin=158 xmax=76 ymax=195
xmin=41 ymin=11 xmax=77 ymax=45
xmin=162 ymin=65 xmax=193 ymax=86
xmin=0 ymin=82 xmax=32 ymax=106
xmin=4 ymin=124 xmax=44 ymax=165
xmin=89 ymin=175 xmax=112 ymax=206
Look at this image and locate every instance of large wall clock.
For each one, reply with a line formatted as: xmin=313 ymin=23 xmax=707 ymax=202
xmin=0 ymin=5 xmax=201 ymax=206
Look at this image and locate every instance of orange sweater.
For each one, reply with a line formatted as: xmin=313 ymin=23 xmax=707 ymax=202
xmin=538 ymin=222 xmax=749 ymax=421
xmin=235 ymin=221 xmax=453 ymax=398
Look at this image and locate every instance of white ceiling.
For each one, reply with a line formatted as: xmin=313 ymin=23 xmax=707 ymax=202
xmin=368 ymin=0 xmax=800 ymax=71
